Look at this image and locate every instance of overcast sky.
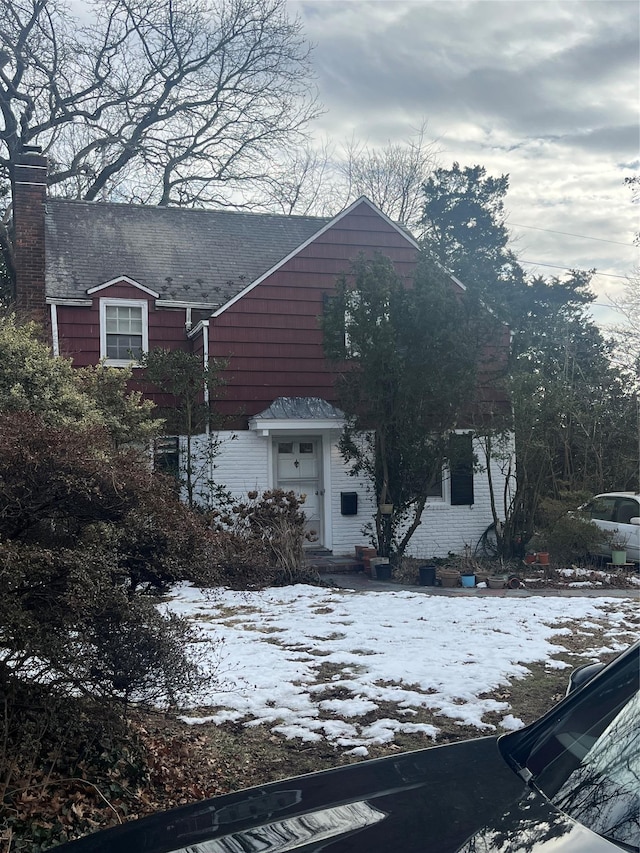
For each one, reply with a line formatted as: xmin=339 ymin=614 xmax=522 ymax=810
xmin=291 ymin=0 xmax=639 ymax=325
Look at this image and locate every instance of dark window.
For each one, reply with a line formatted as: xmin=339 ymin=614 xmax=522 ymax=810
xmin=154 ymin=436 xmax=179 ymax=480
xmin=589 ymin=497 xmax=617 ymax=522
xmin=426 ymin=467 xmax=443 ymax=498
xmin=616 ymin=499 xmax=639 ymax=525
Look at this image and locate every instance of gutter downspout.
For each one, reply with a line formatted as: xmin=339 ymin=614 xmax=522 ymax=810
xmin=202 ymin=320 xmax=213 ymax=494
xmin=202 ymin=320 xmax=210 ymax=433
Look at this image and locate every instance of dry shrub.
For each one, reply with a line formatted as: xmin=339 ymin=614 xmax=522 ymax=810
xmin=204 ymin=489 xmax=316 ymax=586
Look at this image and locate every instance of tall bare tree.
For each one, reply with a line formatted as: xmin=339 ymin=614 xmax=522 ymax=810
xmin=254 ymin=121 xmax=440 ymax=225
xmin=338 ymin=121 xmax=439 ymax=228
xmin=0 ymin=0 xmax=319 ymax=205
xmin=257 ymin=137 xmax=342 ymax=216
xmin=607 ymin=271 xmax=640 ymax=391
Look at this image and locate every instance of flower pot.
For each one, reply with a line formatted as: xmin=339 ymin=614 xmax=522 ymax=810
xmin=536 ymin=552 xmax=550 ymax=565
xmin=439 ymin=570 xmax=460 ymax=588
xmin=460 ymin=573 xmax=476 ymax=588
xmin=611 ymin=550 xmax=627 ymax=566
xmin=524 ymin=553 xmax=536 ymax=565
xmin=374 ymin=562 xmax=392 ymax=581
xmin=358 ymin=547 xmax=378 ymax=575
xmin=369 ymin=557 xmax=389 ymax=579
xmin=486 ymin=575 xmax=507 ymax=589
xmin=418 ymin=565 xmax=436 ymax=586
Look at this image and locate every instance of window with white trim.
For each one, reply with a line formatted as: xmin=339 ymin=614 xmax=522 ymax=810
xmin=100 ymin=298 xmax=149 ymax=365
xmin=426 ymin=466 xmax=444 ymax=500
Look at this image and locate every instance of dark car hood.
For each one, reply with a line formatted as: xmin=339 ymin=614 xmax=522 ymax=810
xmin=55 ymin=736 xmax=622 ymax=852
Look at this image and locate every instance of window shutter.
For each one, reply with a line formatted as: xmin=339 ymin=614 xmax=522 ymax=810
xmin=450 ymin=432 xmax=474 ymax=506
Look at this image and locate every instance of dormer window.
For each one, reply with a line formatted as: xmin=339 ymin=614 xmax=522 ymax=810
xmin=100 ymin=298 xmax=148 ymax=365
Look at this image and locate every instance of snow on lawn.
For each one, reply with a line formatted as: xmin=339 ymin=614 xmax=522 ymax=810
xmin=165 ymin=584 xmax=638 ymax=753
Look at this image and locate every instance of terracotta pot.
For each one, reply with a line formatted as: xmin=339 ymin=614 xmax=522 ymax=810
xmin=524 ymin=553 xmax=536 ymax=564
xmin=486 ymin=575 xmax=507 ymax=589
xmin=536 ymin=552 xmax=550 ymax=565
xmin=439 ymin=571 xmax=460 ymax=588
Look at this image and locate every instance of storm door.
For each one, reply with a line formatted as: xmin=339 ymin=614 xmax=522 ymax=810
xmin=275 ymin=438 xmax=323 ymax=547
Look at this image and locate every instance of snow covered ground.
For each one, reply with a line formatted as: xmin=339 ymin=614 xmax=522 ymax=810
xmin=164 ymin=584 xmax=638 ymax=755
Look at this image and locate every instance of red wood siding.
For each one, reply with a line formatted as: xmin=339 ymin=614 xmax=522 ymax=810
xmin=57 ymin=281 xmax=189 ymax=367
xmin=209 ymin=202 xmax=419 ymax=420
xmin=51 ymin=202 xmax=509 ymax=429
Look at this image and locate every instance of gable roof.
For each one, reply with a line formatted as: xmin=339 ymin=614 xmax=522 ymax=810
xmin=211 ymin=196 xmax=421 ymax=317
xmin=44 ymin=200 xmax=331 ymax=308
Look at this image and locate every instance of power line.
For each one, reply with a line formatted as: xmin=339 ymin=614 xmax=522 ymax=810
xmin=510 ymin=222 xmax=635 ymax=247
xmin=520 ymin=259 xmax=629 ymax=279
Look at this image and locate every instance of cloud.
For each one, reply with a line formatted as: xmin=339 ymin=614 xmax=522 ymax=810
xmin=291 ymin=0 xmax=639 ymax=314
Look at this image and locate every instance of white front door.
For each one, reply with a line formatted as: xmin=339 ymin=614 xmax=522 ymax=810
xmin=275 ymin=438 xmax=323 ymax=547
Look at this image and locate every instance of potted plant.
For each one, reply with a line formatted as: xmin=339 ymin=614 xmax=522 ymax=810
xmin=526 ymin=532 xmax=549 ymax=565
xmin=536 ymin=549 xmax=550 ymax=566
xmin=370 ymin=556 xmax=391 ymax=579
xmin=459 ymin=546 xmax=477 ymax=587
xmin=437 ymin=567 xmax=461 ymax=587
xmin=610 ymin=534 xmax=628 ymax=566
xmin=356 ymin=546 xmax=378 ymax=575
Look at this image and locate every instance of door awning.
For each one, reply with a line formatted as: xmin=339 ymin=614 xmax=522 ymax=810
xmin=249 ymin=397 xmax=345 ymax=436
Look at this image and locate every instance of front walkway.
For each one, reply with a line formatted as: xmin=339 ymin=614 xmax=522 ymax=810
xmin=318 ymin=568 xmax=639 ymax=599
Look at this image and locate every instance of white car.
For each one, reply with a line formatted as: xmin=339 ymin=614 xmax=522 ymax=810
xmin=581 ymin=492 xmax=640 ymax=563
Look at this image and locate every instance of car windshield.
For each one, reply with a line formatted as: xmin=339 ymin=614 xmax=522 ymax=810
xmin=512 ymin=648 xmax=639 ymax=850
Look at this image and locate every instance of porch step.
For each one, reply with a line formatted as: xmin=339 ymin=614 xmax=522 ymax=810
xmin=306 ymin=553 xmax=362 ymax=574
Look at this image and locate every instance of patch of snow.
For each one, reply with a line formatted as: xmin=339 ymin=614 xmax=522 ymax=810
xmin=500 ymin=715 xmax=525 ymax=731
xmin=345 ymin=746 xmax=369 ymax=757
xmin=166 ymin=584 xmax=638 ymax=750
xmin=545 ymin=659 xmax=572 ymax=670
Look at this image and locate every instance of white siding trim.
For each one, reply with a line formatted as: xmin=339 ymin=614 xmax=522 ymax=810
xmin=46 ymin=298 xmax=93 ymax=307
xmin=156 ymin=300 xmax=213 ymax=309
xmin=50 ymin=303 xmax=59 ymax=357
xmin=88 ymin=276 xmax=159 ymax=298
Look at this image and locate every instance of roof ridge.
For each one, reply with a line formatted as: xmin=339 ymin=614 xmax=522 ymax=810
xmin=45 ymin=197 xmax=331 ymax=223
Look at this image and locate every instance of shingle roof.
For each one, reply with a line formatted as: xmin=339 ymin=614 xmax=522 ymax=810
xmin=253 ymin=397 xmax=344 ymax=420
xmin=44 ymin=200 xmax=330 ymax=308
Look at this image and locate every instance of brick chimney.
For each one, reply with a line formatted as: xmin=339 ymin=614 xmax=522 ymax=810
xmin=10 ymin=147 xmax=48 ymax=329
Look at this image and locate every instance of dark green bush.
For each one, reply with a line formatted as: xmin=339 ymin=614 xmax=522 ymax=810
xmin=546 ymin=514 xmax=607 ymax=565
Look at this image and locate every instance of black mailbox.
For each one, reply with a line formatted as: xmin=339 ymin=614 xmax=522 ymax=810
xmin=341 ymin=491 xmax=358 ymax=516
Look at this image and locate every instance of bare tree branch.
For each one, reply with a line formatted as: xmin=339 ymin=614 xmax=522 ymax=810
xmin=338 ymin=120 xmax=440 ymax=227
xmin=606 ymin=270 xmax=640 ymax=389
xmin=0 ymin=0 xmax=321 ymax=205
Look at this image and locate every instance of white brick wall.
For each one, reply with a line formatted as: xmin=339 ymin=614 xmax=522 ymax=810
xmin=188 ymin=430 xmax=513 ymax=560
xmin=189 ymin=431 xmax=271 ymax=502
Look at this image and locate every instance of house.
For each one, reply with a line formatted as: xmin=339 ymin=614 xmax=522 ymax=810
xmin=10 ymin=148 xmax=512 ymax=558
